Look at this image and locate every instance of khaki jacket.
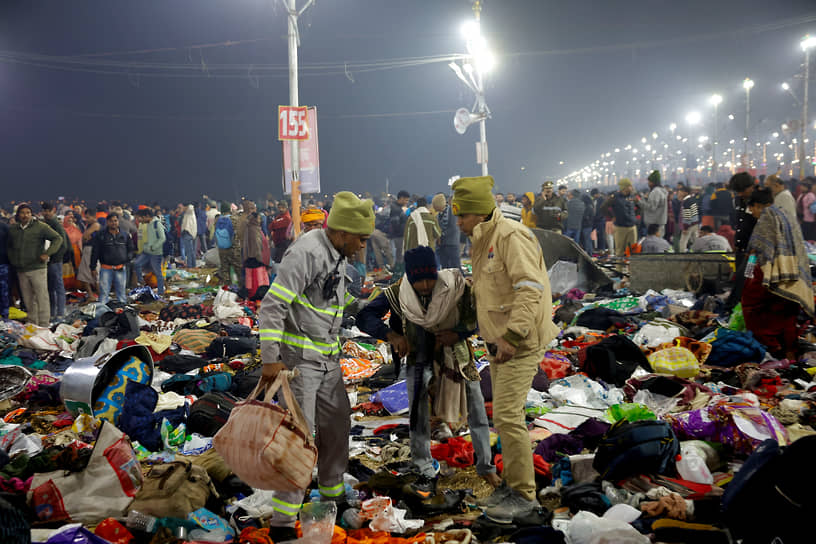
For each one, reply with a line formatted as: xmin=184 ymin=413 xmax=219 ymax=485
xmin=470 ymin=208 xmax=560 ymax=355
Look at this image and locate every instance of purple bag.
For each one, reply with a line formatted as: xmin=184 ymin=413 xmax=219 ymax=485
xmin=37 ymin=525 xmax=111 ymax=544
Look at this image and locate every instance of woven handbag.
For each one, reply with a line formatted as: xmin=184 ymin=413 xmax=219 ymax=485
xmin=213 ymin=370 xmax=317 ymax=491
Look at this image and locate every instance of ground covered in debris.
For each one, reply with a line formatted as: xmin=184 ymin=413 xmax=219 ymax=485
xmin=1 ymin=262 xmax=815 ymax=544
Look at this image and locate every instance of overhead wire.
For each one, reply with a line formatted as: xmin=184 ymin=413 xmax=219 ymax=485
xmin=0 ymin=103 xmax=456 ymax=121
xmin=0 ymin=11 xmax=814 ymax=79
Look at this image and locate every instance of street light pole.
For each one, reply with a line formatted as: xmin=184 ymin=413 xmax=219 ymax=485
xmin=282 ymin=0 xmax=314 ymax=236
xmin=800 ymin=35 xmax=815 ymax=179
xmin=450 ymin=1 xmax=494 ymax=177
xmin=743 ymin=78 xmax=754 ymax=169
xmin=473 ymin=2 xmax=488 ymax=177
xmin=710 ymin=94 xmax=722 ymax=179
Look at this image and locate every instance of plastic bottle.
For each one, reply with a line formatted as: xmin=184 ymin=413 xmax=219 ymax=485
xmin=675 ymin=453 xmax=713 ymax=484
xmin=125 ymin=511 xmax=158 ymax=533
xmin=341 ymin=508 xmax=363 ymax=530
xmin=744 ymin=254 xmax=757 ymax=278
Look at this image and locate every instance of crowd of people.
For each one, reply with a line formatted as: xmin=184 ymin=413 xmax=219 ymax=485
xmin=1 ymin=168 xmax=815 ymax=538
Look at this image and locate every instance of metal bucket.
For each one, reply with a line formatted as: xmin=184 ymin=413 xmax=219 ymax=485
xmin=60 ymin=344 xmax=153 ymax=417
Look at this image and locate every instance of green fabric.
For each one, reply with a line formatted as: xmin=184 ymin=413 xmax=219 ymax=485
xmin=606 ymin=403 xmax=656 ymax=422
xmin=43 ymin=216 xmax=69 ymax=263
xmin=327 ymin=191 xmax=375 ymax=235
xmin=594 ymin=296 xmax=641 ymax=313
xmin=0 ymin=356 xmax=46 ymax=370
xmin=6 ymin=219 xmax=63 ymax=272
xmin=451 ymin=176 xmax=496 ymax=216
xmin=648 ymin=170 xmax=661 ymax=184
xmin=728 ymin=303 xmax=745 ymax=331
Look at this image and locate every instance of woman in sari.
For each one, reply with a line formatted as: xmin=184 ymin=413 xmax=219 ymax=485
xmin=62 ymin=212 xmax=84 ymax=291
xmin=242 ymin=212 xmax=270 ymax=299
xmin=743 ymin=188 xmax=814 ymax=360
xmin=76 ymin=208 xmax=101 ymax=301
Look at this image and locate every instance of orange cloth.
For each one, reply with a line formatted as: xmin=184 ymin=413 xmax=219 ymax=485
xmin=301 ymin=207 xmax=326 ymax=224
xmin=329 ymin=527 xmax=429 ymax=544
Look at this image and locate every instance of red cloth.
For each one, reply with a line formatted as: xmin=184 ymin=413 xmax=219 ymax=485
xmin=717 ymin=225 xmax=736 ymax=250
xmin=269 ymin=211 xmax=292 ymax=246
xmin=94 ymin=518 xmax=134 ymax=544
xmin=742 ymin=268 xmax=799 ymax=356
xmin=494 ymin=453 xmax=551 ymax=477
xmin=239 ymin=527 xmax=274 ymax=544
xmin=245 ymin=266 xmax=270 ymax=299
xmin=430 ymin=436 xmax=475 ymax=468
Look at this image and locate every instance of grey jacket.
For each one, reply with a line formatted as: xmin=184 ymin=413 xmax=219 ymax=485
xmin=643 ymin=186 xmax=668 ymax=226
xmin=259 ymin=229 xmax=352 ymax=371
xmin=565 ymin=198 xmax=586 ymax=231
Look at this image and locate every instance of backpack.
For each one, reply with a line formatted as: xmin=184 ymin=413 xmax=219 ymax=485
xmin=592 ymin=419 xmax=680 ymax=481
xmin=214 ymin=215 xmax=234 ymax=249
xmin=188 ymin=391 xmax=241 ymax=437
xmin=206 ymin=336 xmax=258 ymax=359
xmin=722 ymin=436 xmax=816 ymax=543
xmin=809 ymin=200 xmax=816 ymax=215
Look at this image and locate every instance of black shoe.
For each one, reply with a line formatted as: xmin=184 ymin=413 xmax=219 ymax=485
xmin=406 ymin=474 xmax=437 ymax=499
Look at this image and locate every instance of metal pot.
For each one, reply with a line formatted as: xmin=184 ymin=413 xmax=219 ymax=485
xmin=61 ymin=344 xmax=153 ymax=417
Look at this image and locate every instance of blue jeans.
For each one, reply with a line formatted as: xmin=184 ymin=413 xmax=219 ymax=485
xmin=438 ymin=245 xmax=461 ymax=270
xmin=406 ymin=363 xmax=496 ymax=478
xmin=47 ymin=262 xmax=66 ymax=319
xmin=181 ymin=232 xmax=196 ymax=268
xmin=0 ymin=264 xmax=9 ymax=319
xmin=581 ymin=227 xmax=594 ymax=254
xmin=133 ymin=253 xmax=165 ymax=294
xmin=564 ymin=228 xmax=581 ymax=245
xmin=98 ymin=267 xmax=126 ymax=306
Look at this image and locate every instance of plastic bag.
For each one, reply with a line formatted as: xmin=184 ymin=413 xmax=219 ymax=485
xmin=549 ymin=374 xmax=624 ymax=409
xmin=540 ymin=351 xmax=572 ymax=380
xmin=548 ymin=260 xmax=579 ymax=295
xmin=632 ymin=324 xmax=682 ymax=348
xmin=605 ymin=403 xmax=656 ymax=423
xmin=567 ymin=510 xmax=650 ymax=544
xmin=41 ymin=524 xmax=113 ymax=544
xmin=728 ymin=303 xmax=745 ymax=331
xmin=665 ymin=400 xmax=788 ymax=455
xmin=370 ymin=380 xmax=408 ymax=415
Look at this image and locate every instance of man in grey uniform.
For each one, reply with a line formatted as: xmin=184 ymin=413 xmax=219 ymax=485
xmin=257 ymin=191 xmax=374 ymax=540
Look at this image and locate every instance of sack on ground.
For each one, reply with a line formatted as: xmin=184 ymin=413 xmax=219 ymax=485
xmin=28 ymin=422 xmax=142 ymax=524
xmin=128 ymin=460 xmax=217 ymax=519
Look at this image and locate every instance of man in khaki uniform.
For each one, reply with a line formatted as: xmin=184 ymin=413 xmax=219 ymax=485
xmin=452 ymin=176 xmax=560 ymax=524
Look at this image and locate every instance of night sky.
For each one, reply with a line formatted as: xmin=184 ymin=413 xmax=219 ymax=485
xmin=1 ymin=0 xmax=815 ymax=205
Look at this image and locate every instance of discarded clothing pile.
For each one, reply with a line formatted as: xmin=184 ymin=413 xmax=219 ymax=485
xmin=3 ymin=263 xmax=816 ymax=544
